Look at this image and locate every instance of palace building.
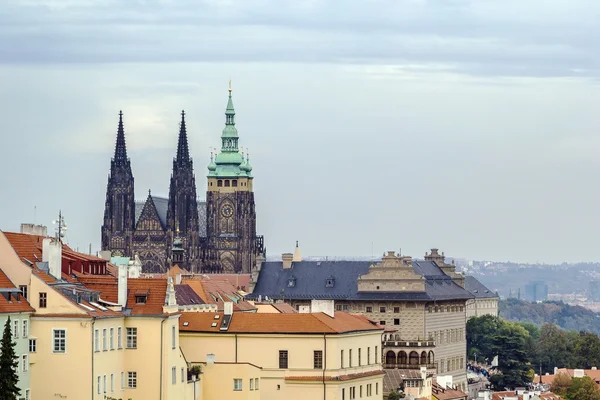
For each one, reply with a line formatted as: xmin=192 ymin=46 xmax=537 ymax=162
xmin=101 ymin=86 xmax=265 ymax=273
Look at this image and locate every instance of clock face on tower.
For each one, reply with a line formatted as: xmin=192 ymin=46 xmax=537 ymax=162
xmin=221 ymin=204 xmax=234 ymax=218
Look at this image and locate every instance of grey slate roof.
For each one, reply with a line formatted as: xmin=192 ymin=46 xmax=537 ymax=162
xmin=464 ymin=276 xmax=498 ymax=299
xmin=249 ymin=259 xmax=474 ymax=302
xmin=134 ymin=196 xmax=207 ymax=236
xmin=175 ymin=284 xmax=205 ymax=305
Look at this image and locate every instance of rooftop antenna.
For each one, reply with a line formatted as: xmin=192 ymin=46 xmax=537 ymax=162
xmin=34 ymin=205 xmax=36 ymax=225
xmin=52 ymin=210 xmax=67 ymax=243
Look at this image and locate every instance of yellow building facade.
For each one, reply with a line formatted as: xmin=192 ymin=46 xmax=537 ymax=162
xmin=0 ymin=231 xmax=200 ymax=400
xmin=180 ymin=308 xmax=385 ymax=400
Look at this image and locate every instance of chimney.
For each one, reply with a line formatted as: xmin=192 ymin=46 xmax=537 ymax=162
xmin=554 ymin=367 xmax=558 ymax=374
xmin=206 ymin=354 xmax=215 ymax=364
xmin=176 ymin=273 xmax=182 ymax=285
xmin=293 ymin=241 xmax=302 ymax=262
xmin=282 ymin=253 xmax=293 ymax=269
xmin=118 ymin=263 xmax=128 ymax=307
xmin=224 ymin=301 xmax=233 ymax=316
xmin=311 ymin=299 xmax=335 ymax=318
xmin=43 ymin=238 xmax=62 ymax=280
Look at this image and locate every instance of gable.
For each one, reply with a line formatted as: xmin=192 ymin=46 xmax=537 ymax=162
xmin=135 ymin=197 xmax=166 ymax=231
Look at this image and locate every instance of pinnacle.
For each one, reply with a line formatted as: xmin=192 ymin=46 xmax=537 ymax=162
xmin=113 ymin=110 xmax=128 ymax=164
xmin=176 ymin=110 xmax=190 ymax=164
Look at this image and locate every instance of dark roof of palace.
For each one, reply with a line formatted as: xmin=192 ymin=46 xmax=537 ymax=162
xmin=464 ymin=276 xmax=498 ymax=299
xmin=134 ymin=196 xmax=207 ymax=236
xmin=248 ymin=260 xmax=473 ymax=302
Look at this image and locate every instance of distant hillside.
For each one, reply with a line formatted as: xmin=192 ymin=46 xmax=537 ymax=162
xmin=500 ymin=298 xmax=600 ymax=335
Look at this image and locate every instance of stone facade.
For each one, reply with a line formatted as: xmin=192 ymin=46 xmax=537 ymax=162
xmin=250 ymin=248 xmax=474 ymax=392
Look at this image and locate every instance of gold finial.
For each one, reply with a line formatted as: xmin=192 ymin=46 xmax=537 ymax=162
xmin=228 ymin=79 xmax=232 ymax=93
xmin=176 ymin=227 xmax=180 ymax=235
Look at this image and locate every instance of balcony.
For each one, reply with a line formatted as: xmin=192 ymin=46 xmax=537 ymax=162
xmin=385 ymin=349 xmax=435 ymax=371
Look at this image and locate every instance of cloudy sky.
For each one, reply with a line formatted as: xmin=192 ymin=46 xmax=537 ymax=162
xmin=1 ymin=0 xmax=599 ymax=264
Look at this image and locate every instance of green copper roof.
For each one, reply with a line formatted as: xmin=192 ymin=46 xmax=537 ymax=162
xmin=208 ymin=87 xmax=253 ymax=178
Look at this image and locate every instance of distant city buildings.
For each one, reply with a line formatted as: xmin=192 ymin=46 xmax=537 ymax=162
xmin=525 ymin=280 xmax=549 ymax=303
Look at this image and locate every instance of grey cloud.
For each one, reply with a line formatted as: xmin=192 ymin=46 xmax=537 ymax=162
xmin=1 ymin=0 xmax=599 ymax=78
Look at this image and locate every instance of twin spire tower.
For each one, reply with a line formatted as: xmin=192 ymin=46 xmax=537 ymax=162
xmin=101 ymin=85 xmax=265 ymax=273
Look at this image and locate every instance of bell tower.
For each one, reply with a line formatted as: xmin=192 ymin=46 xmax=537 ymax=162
xmin=204 ymin=83 xmax=263 ymax=273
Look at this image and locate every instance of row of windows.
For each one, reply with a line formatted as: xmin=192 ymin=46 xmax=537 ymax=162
xmin=94 ymin=327 xmax=123 ymax=352
xmin=233 ymin=378 xmax=259 ymax=391
xmin=97 ymin=372 xmax=136 ymax=393
xmin=429 ymin=304 xmax=464 ymax=313
xmin=11 ymin=319 xmax=28 ymax=339
xmin=340 ymin=346 xmax=379 ymax=369
xmin=430 ymin=328 xmax=465 ymax=345
xmin=213 ymin=179 xmax=248 ymax=188
xmin=172 ymin=367 xmax=186 ymax=385
xmin=377 ymin=319 xmax=400 ymax=326
xmin=437 ymin=356 xmax=464 ymax=373
xmin=342 ymin=383 xmax=378 ymax=400
xmin=278 ymin=347 xmax=379 ymax=370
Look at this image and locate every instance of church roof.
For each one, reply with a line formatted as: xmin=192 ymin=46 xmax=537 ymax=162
xmin=134 ymin=196 xmax=207 ymax=236
xmin=464 ymin=276 xmax=498 ymax=299
xmin=248 ymin=260 xmax=473 ymax=302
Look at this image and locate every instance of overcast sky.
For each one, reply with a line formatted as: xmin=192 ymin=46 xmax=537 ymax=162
xmin=1 ymin=0 xmax=599 ymax=264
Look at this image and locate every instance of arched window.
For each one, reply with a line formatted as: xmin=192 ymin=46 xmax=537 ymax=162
xmin=398 ymin=351 xmax=407 ymax=365
xmin=420 ymin=351 xmax=427 ymax=365
xmin=409 ymin=351 xmax=419 ymax=365
xmin=385 ymin=351 xmax=396 ymax=366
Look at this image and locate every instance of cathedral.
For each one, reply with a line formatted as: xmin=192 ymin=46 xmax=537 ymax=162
xmin=101 ymin=86 xmax=265 ymax=273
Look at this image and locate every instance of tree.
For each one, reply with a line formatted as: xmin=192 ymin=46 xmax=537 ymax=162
xmin=566 ymin=376 xmax=600 ymax=400
xmin=550 ymin=372 xmax=572 ymax=396
xmin=0 ymin=317 xmax=20 ymax=400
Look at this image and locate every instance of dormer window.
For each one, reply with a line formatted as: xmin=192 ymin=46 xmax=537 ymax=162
xmin=288 ymin=276 xmax=296 ymax=288
xmin=325 ymin=277 xmax=335 ymax=288
xmin=134 ymin=289 xmax=149 ymax=304
xmin=135 ymin=295 xmax=147 ymax=304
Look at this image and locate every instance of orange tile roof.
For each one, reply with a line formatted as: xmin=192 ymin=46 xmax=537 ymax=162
xmin=0 ymin=269 xmax=34 ymax=313
xmin=182 ymin=278 xmax=256 ymax=312
xmin=180 ymin=311 xmax=384 ymax=334
xmin=2 ymin=232 xmax=47 ymax=265
xmin=272 ymin=303 xmax=296 ymax=313
xmin=491 ymin=391 xmax=562 ymax=400
xmin=76 ymin=275 xmax=168 ymax=316
xmin=432 ymin=381 xmax=468 ymax=400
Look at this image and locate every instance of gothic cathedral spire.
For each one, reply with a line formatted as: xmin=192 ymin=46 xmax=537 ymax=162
xmin=114 ymin=110 xmax=128 ymax=165
xmin=176 ymin=110 xmax=190 ymax=165
xmin=101 ymin=111 xmax=136 ymax=257
xmin=166 ymin=110 xmax=200 ymax=272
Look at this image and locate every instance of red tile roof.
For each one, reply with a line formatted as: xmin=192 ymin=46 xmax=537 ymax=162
xmin=180 ymin=311 xmax=385 ymax=334
xmin=182 ymin=278 xmax=256 ymax=312
xmin=76 ymin=275 xmax=169 ymax=316
xmin=0 ymin=269 xmax=34 ymax=313
xmin=432 ymin=381 xmax=468 ymax=400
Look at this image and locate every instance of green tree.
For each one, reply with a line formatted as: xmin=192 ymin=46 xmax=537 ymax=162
xmin=489 ymin=321 xmax=533 ymax=389
xmin=566 ymin=376 xmax=600 ymax=400
xmin=0 ymin=317 xmax=20 ymax=400
xmin=550 ymin=372 xmax=572 ymax=397
xmin=534 ymin=323 xmax=571 ymax=373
